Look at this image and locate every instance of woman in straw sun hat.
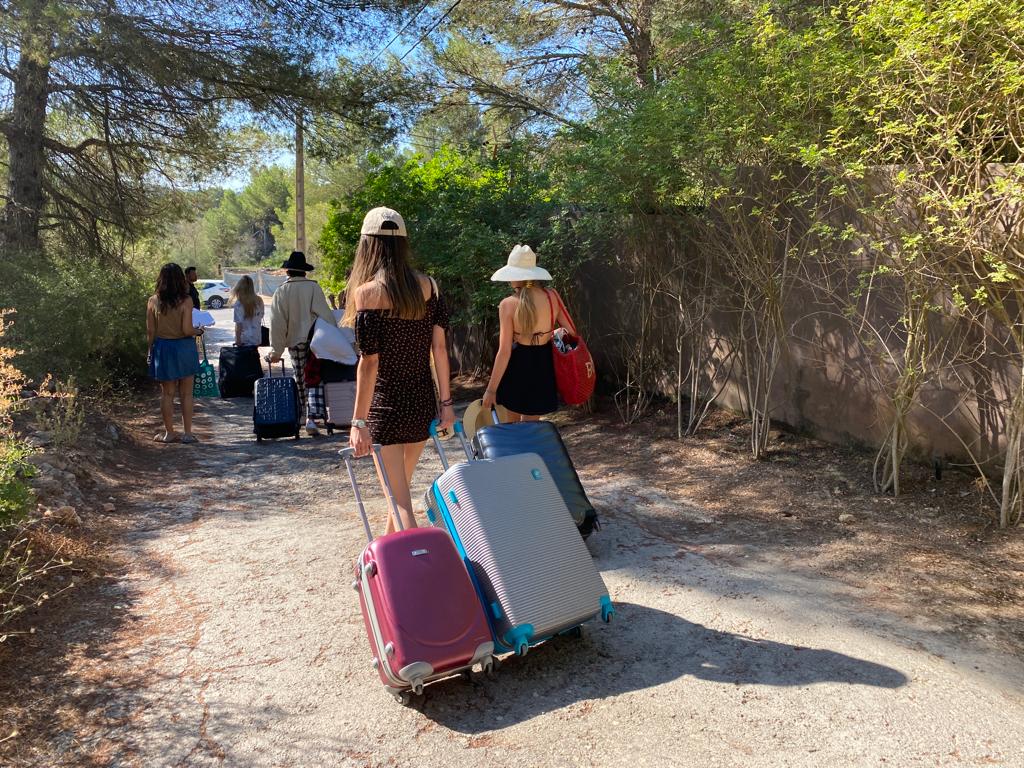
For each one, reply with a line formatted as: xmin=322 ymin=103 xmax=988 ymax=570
xmin=344 ymin=206 xmax=455 ymax=534
xmin=481 ymin=244 xmax=575 ymax=422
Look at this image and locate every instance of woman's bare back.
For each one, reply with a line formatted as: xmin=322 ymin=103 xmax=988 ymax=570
xmin=505 ymin=285 xmax=557 ymax=346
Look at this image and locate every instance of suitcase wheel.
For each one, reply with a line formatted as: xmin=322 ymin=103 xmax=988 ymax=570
xmin=391 ymin=690 xmax=414 ymax=706
xmin=601 ymin=596 xmax=615 ymax=623
xmin=514 ymin=639 xmax=529 ymax=657
xmin=482 ymin=657 xmax=499 ymax=680
xmin=256 ymin=435 xmax=263 ymax=444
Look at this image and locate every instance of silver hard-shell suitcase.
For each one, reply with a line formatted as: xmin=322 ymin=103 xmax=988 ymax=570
xmin=425 ymin=423 xmax=613 ymax=655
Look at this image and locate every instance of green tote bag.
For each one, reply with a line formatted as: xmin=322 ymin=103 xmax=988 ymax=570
xmin=193 ymin=337 xmax=220 ymax=398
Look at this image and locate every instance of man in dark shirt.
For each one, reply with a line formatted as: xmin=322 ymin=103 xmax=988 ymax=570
xmin=185 ymin=266 xmax=201 ymax=309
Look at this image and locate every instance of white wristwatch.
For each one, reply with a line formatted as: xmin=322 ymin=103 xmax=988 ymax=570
xmin=352 ymin=419 xmax=368 ymax=429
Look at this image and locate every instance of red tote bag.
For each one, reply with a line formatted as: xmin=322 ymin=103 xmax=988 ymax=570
xmin=546 ymin=290 xmax=596 ymax=406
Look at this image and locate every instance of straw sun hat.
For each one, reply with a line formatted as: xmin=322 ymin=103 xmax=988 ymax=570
xmin=490 ymin=244 xmax=552 ymax=282
xmin=461 ymin=399 xmax=510 ymax=444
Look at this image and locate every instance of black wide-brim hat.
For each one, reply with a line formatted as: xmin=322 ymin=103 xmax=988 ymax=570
xmin=281 ymin=251 xmax=315 ymax=271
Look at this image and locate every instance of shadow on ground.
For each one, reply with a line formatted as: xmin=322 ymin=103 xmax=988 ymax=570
xmin=421 ymin=601 xmax=907 ymax=733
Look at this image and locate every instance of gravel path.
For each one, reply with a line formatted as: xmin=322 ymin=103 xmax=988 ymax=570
xmin=92 ymin=310 xmax=1024 ymax=767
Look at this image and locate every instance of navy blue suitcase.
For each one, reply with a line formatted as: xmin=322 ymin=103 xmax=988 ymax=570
xmin=472 ymin=417 xmax=600 ymax=538
xmin=253 ymin=362 xmax=300 ymax=442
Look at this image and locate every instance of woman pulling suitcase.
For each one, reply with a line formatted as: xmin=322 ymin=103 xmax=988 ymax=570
xmin=481 ymin=244 xmax=576 ymax=422
xmin=344 ymin=207 xmax=455 ymax=533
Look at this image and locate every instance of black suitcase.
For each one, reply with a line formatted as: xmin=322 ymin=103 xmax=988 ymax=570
xmin=472 ymin=419 xmax=600 ymax=538
xmin=219 ymin=345 xmax=263 ymax=398
xmin=319 ymin=358 xmax=357 ymax=383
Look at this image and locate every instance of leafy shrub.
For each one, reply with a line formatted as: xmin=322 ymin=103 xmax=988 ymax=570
xmin=0 ymin=443 xmax=34 ymax=527
xmin=0 ymin=311 xmax=32 ymax=525
xmin=319 ymin=145 xmax=561 ymax=330
xmin=32 ymin=376 xmax=85 ymax=449
xmin=0 ymin=255 xmax=150 ymax=390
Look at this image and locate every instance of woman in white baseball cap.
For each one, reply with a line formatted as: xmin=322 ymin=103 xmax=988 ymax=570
xmin=481 ymin=244 xmax=575 ymax=421
xmin=343 ymin=206 xmax=455 ymax=534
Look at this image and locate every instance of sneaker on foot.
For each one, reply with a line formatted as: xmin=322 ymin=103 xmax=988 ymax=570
xmin=305 ymin=419 xmax=321 ymax=436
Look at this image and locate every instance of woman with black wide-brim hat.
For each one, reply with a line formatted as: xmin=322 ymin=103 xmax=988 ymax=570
xmin=268 ymin=250 xmax=334 ymax=434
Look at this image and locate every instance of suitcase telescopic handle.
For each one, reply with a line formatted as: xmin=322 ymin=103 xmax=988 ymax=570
xmin=262 ymin=355 xmax=286 ymax=377
xmin=428 ymin=420 xmax=450 ymax=470
xmin=340 ymin=444 xmax=402 ymax=541
xmin=429 ymin=419 xmax=474 ymax=469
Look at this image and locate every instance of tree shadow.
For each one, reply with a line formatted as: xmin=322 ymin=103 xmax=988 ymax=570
xmin=421 ymin=601 xmax=907 ymax=733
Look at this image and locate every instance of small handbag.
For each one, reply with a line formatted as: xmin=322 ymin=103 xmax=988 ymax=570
xmin=193 ymin=337 xmax=220 ymax=398
xmin=547 ymin=290 xmax=596 ymax=406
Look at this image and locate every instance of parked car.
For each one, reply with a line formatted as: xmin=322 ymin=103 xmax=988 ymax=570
xmin=196 ymin=279 xmax=231 ymax=309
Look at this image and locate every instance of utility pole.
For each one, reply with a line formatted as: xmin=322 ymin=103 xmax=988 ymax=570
xmin=295 ymin=110 xmax=306 ymax=254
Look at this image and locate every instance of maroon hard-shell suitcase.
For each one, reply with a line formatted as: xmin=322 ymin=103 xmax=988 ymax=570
xmin=341 ymin=445 xmax=495 ymax=705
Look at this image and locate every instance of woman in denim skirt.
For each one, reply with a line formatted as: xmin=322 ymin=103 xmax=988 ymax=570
xmin=146 ymin=263 xmax=205 ymax=443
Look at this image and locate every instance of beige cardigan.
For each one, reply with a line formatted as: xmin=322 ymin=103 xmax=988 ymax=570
xmin=269 ymin=277 xmax=334 ymax=357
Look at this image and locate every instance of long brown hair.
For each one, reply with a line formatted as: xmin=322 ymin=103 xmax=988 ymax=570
xmin=513 ymin=281 xmax=540 ymax=335
xmin=231 ymin=275 xmax=263 ymax=319
xmin=343 ymin=234 xmax=424 ymax=326
xmin=155 ymin=263 xmax=189 ymax=314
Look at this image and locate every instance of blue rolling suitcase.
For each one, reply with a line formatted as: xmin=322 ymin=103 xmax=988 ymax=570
xmin=253 ymin=361 xmax=300 ymax=442
xmin=472 ymin=415 xmax=599 ymax=538
xmin=425 ymin=423 xmax=613 ymax=656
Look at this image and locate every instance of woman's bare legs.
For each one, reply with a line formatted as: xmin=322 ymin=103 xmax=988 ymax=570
xmin=404 ymin=441 xmax=427 ymax=486
xmin=159 ymin=381 xmax=177 ymax=435
xmin=376 ymin=441 xmax=426 ymax=535
xmin=179 ymin=376 xmax=195 ymax=435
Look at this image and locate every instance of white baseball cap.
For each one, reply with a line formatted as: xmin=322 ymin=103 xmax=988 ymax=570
xmin=360 ymin=207 xmax=407 ymax=237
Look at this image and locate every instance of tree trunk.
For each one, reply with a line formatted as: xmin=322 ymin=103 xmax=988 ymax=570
xmin=1 ymin=38 xmax=51 ymax=257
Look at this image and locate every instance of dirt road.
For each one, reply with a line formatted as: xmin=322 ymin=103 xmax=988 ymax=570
xmin=57 ymin=313 xmax=1024 ymax=766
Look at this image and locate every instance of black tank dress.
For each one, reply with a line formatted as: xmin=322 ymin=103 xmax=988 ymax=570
xmin=496 ymin=291 xmax=558 ymax=416
xmin=354 ymin=284 xmax=449 ymax=445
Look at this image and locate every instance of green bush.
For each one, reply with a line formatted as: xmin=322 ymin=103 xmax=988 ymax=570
xmin=0 ymin=256 xmax=150 ymax=390
xmin=318 ymin=145 xmax=562 ymax=330
xmin=0 ymin=442 xmax=34 ymax=526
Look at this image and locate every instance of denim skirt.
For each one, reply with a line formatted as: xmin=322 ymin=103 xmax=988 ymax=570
xmin=150 ymin=337 xmax=200 ymax=382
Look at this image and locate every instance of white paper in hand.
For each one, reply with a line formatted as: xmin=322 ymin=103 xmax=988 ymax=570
xmin=192 ymin=308 xmax=216 ymax=327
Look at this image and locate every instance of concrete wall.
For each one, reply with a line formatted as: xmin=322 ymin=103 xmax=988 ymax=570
xmin=565 ymin=220 xmax=1012 ymax=468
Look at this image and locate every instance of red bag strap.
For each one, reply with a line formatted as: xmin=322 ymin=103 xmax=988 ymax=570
xmin=550 ymin=289 xmax=578 ymax=336
xmin=545 ymin=289 xmax=556 ymax=334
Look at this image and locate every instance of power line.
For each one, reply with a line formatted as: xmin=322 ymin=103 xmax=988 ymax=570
xmin=397 ymin=0 xmax=461 ymax=64
xmin=369 ymin=0 xmax=432 ymax=65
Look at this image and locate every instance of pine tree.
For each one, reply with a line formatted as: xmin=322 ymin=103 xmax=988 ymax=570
xmin=0 ymin=0 xmax=411 ymax=257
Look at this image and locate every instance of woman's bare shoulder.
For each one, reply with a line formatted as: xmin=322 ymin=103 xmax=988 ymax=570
xmin=417 ymin=272 xmax=435 ymax=299
xmin=354 ymin=281 xmax=386 ymax=310
xmin=498 ymin=295 xmax=518 ymax=315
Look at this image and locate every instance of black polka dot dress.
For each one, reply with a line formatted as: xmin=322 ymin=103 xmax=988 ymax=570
xmin=355 ymin=284 xmax=449 ymax=446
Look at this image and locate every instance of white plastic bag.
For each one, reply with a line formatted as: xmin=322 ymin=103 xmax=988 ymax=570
xmin=310 ymin=317 xmax=357 ymax=364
